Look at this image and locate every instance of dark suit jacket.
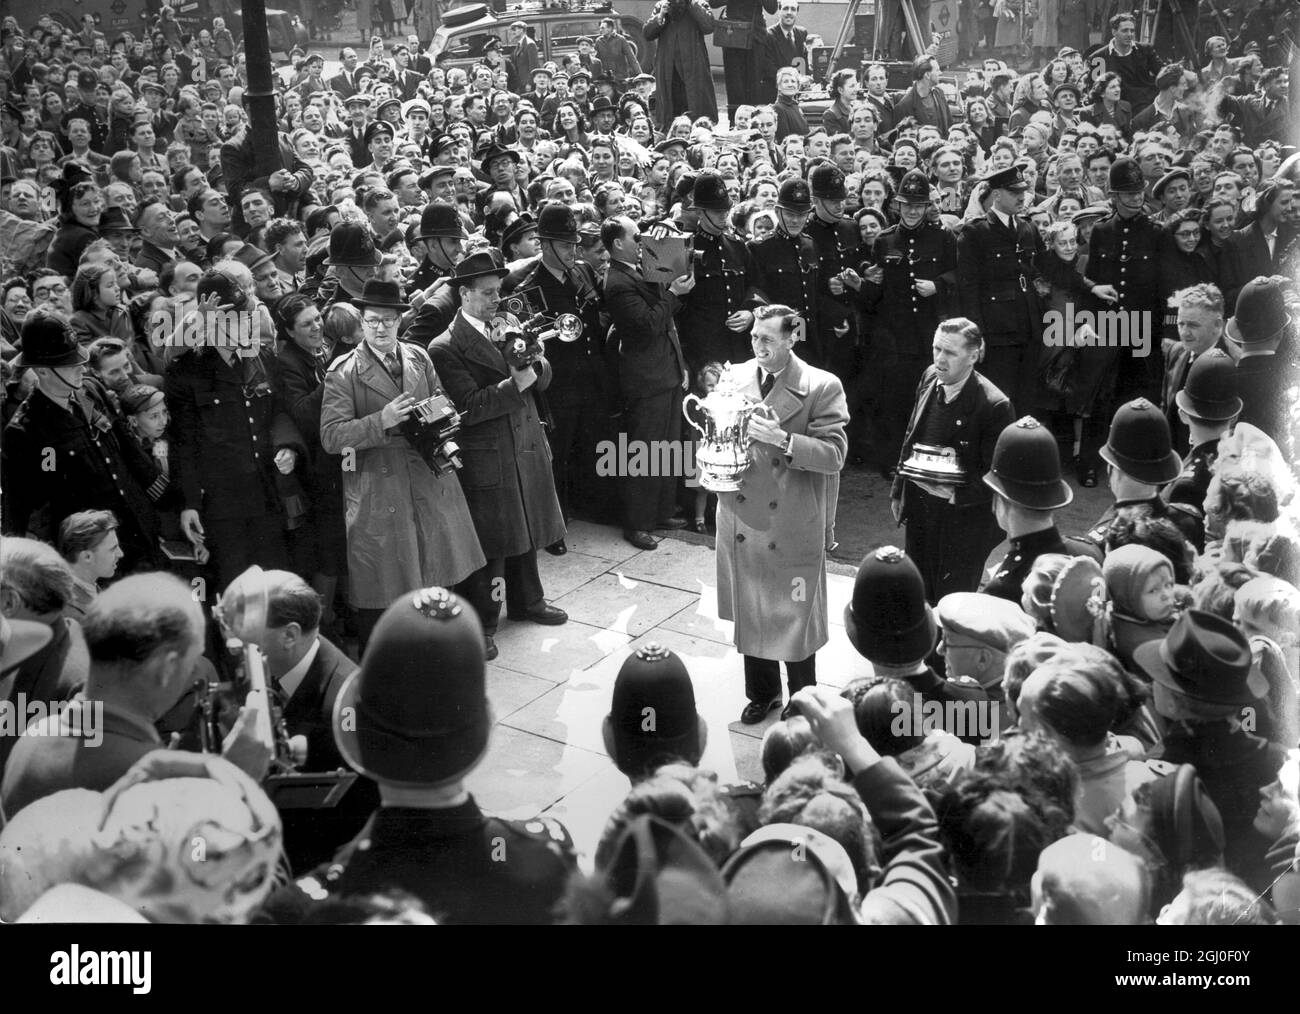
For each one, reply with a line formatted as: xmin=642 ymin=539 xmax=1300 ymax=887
xmin=328 ymin=71 xmax=357 ymax=98
xmin=890 ymin=366 xmax=1015 ymax=520
xmin=604 ymin=260 xmax=687 ymax=402
xmin=1081 ymin=99 xmax=1133 ymax=137
xmin=1235 ymin=352 xmax=1287 ymax=441
xmin=1160 ymin=336 xmax=1228 ymax=453
xmin=133 ymin=240 xmax=178 ymax=276
xmin=894 ymin=84 xmax=951 ymax=135
xmin=1221 ymin=221 xmax=1297 ymax=312
xmin=219 ymin=128 xmax=314 ymax=232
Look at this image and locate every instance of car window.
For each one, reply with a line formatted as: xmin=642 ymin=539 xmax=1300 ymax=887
xmin=545 ymin=19 xmax=602 ymax=60
xmin=442 ymin=28 xmax=507 ymax=61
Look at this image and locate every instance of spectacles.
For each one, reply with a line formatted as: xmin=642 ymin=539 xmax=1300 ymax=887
xmin=362 ymin=316 xmax=400 ymax=329
xmin=35 ymin=282 xmax=69 ymax=297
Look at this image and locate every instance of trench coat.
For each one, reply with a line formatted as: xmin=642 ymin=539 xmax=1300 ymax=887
xmin=715 ymin=353 xmax=848 ymax=661
xmin=428 ymin=311 xmax=566 ymax=560
xmin=643 ymin=1 xmax=719 ymax=130
xmin=319 ymin=339 xmax=485 ymax=609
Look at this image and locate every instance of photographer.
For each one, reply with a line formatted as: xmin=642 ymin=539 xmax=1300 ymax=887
xmin=644 ymin=0 xmax=719 ymax=132
xmin=320 ymin=279 xmax=485 ymax=653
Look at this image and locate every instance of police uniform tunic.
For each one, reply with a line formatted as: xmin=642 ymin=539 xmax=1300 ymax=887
xmin=311 ymin=801 xmax=578 ymax=925
xmin=981 ymin=525 xmax=1074 ymax=602
xmin=679 ymin=229 xmax=758 ymax=369
xmin=866 ymin=219 xmax=958 ymax=462
xmin=806 ymin=215 xmax=865 ymax=382
xmin=1162 ymin=441 xmax=1216 ymax=551
xmin=2 ymin=386 xmax=168 ymax=571
xmin=1087 ymin=211 xmax=1163 ymax=401
xmin=749 ymin=230 xmax=820 ymax=362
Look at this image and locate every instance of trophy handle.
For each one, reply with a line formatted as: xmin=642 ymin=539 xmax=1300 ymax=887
xmin=682 ymin=393 xmax=706 ymax=437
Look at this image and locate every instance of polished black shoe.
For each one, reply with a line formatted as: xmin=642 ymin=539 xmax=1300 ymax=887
xmin=780 ymin=701 xmax=799 ymax=721
xmin=545 ymin=539 xmax=567 ymax=556
xmin=484 ymin=636 xmax=498 ymax=661
xmin=507 ymin=604 xmax=568 ymax=625
xmin=739 ymin=698 xmax=782 ymax=725
xmin=1080 ymin=467 xmax=1098 ymax=488
xmin=624 ymin=529 xmax=658 ymax=550
xmin=656 ymin=517 xmax=689 ymax=530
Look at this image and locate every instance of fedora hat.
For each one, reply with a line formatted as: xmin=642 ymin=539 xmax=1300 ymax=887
xmin=478 ymin=141 xmax=521 ymax=169
xmin=450 ymin=248 xmax=509 ymax=283
xmin=325 ymin=222 xmax=384 ymax=267
xmin=13 ymin=312 xmax=90 ymax=369
xmin=353 ymin=279 xmax=411 ymax=312
xmin=1133 ymin=609 xmax=1255 ymax=707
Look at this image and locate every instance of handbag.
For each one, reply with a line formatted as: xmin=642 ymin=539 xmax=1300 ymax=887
xmin=715 ymin=17 xmax=754 ymax=49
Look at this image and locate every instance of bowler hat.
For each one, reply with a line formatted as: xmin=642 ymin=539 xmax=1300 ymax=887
xmin=1100 ymin=398 xmax=1181 ymax=485
xmin=844 ymin=546 xmax=937 ymax=665
xmin=353 ymin=279 xmax=411 ymax=312
xmin=590 ymin=96 xmax=616 ymax=115
xmin=692 ymin=170 xmax=732 ymax=211
xmin=325 ymin=222 xmax=384 ymax=266
xmin=776 ymin=177 xmax=812 ymax=212
xmin=537 ymin=202 xmax=580 ymax=242
xmin=500 ymin=213 xmax=538 ymax=253
xmin=1174 ymin=349 xmax=1241 ymax=421
xmin=1133 ymin=609 xmax=1256 ymax=707
xmin=450 ymin=248 xmax=509 ymax=283
xmin=13 ymin=311 xmax=89 ymax=369
xmin=896 ymin=168 xmax=933 ymax=204
xmin=1227 ymin=276 xmax=1292 ymax=346
xmin=334 ymin=587 xmax=489 ymax=785
xmin=982 ymin=164 xmax=1029 ymax=192
xmin=809 ymin=163 xmax=848 ymax=200
xmin=982 ymin=416 xmax=1073 ymax=510
xmin=417 ymin=201 xmax=466 ymax=240
xmin=608 ymin=643 xmax=700 ymax=779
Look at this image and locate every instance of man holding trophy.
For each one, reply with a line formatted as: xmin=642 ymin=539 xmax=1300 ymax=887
xmin=692 ymin=305 xmax=848 ymax=724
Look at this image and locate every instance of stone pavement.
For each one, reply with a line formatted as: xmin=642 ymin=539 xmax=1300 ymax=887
xmin=464 ymin=519 xmax=868 ymax=871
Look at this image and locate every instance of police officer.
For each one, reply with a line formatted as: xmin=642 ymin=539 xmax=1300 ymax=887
xmin=679 ymin=171 xmax=759 ymax=369
xmin=1162 ymin=349 xmax=1241 ymax=552
xmin=309 ymin=587 xmax=578 ymax=924
xmin=750 ymin=178 xmax=821 ymax=364
xmin=806 ymin=162 xmax=865 ymax=385
xmin=865 ymin=168 xmax=957 ymax=473
xmin=1 ymin=311 xmax=169 ymax=572
xmin=166 ymin=272 xmax=306 ymax=589
xmin=843 ymin=545 xmax=990 ymax=744
xmin=981 ymin=416 xmax=1077 ymax=602
xmin=955 ymin=164 xmax=1045 ymax=412
xmin=1083 ymin=397 xmax=1190 ymax=552
xmin=502 ymin=204 xmax=609 ymax=547
xmin=1086 ymin=156 xmax=1164 ymax=403
xmin=405 ymin=203 xmax=468 ymax=340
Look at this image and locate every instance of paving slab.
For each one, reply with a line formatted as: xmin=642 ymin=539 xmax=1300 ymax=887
xmin=550 ymin=572 xmax=698 ymax=639
xmin=467 ymin=724 xmax=610 ymax=818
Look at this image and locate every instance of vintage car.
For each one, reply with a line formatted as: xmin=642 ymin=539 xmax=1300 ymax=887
xmin=431 ymin=1 xmax=651 ymax=78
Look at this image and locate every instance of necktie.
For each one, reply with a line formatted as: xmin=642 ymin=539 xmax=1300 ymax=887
xmin=385 ymin=351 xmax=402 ymax=384
xmin=759 ymin=370 xmax=775 ymax=398
xmin=937 ymin=386 xmax=947 ymax=406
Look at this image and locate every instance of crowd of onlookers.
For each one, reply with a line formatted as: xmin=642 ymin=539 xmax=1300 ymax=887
xmin=0 ymin=2 xmax=1297 ymax=922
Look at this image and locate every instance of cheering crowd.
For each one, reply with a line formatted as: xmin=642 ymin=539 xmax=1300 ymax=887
xmin=0 ymin=2 xmax=1298 ymax=924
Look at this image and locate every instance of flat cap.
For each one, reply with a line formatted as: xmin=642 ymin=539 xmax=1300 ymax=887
xmin=935 ymin=592 xmax=1036 ymax=654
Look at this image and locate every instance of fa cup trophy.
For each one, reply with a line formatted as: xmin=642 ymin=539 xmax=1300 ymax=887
xmin=682 ymin=364 xmax=762 ymax=492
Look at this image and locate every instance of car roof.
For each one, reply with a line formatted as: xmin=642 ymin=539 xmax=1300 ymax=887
xmin=441 ymin=2 xmax=632 ymax=32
